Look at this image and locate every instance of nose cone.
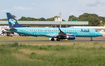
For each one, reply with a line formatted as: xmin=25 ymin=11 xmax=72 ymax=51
xmin=100 ymin=32 xmax=105 ymax=37
xmin=98 ymin=32 xmax=102 ymax=37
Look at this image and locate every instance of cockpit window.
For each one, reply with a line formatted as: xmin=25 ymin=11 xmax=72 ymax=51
xmin=95 ymin=30 xmax=98 ymax=32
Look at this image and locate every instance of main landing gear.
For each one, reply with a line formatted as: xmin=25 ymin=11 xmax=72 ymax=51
xmin=57 ymin=36 xmax=60 ymax=41
xmin=57 ymin=38 xmax=60 ymax=41
xmin=51 ymin=37 xmax=60 ymax=41
xmin=51 ymin=38 xmax=54 ymax=41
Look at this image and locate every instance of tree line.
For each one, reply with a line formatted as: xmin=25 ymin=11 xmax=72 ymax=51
xmin=68 ymin=13 xmax=105 ymax=26
xmin=18 ymin=16 xmax=65 ymax=21
xmin=0 ymin=13 xmax=105 ymax=26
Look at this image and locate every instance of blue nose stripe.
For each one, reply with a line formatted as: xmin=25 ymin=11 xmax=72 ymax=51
xmin=99 ymin=32 xmax=102 ymax=36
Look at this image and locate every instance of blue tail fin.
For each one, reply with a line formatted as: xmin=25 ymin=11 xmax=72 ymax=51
xmin=6 ymin=13 xmax=24 ymax=28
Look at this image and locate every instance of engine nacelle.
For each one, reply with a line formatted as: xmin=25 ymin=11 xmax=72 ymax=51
xmin=66 ymin=35 xmax=75 ymax=40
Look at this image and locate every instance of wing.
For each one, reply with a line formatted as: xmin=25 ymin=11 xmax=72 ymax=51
xmin=45 ymin=28 xmax=67 ymax=38
xmin=54 ymin=28 xmax=67 ymax=38
xmin=54 ymin=28 xmax=76 ymax=39
xmin=45 ymin=33 xmax=58 ymax=37
xmin=45 ymin=28 xmax=67 ymax=39
xmin=9 ymin=28 xmax=17 ymax=31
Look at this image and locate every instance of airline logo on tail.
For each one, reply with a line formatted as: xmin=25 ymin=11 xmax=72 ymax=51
xmin=9 ymin=19 xmax=16 ymax=26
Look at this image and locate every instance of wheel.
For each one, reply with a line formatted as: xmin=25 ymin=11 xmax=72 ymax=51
xmin=91 ymin=37 xmax=93 ymax=41
xmin=51 ymin=38 xmax=54 ymax=41
xmin=57 ymin=38 xmax=60 ymax=41
xmin=56 ymin=36 xmax=60 ymax=41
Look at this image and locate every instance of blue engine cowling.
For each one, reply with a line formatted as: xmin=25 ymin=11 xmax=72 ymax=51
xmin=66 ymin=35 xmax=75 ymax=40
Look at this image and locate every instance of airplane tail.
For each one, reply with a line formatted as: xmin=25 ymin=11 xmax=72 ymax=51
xmin=6 ymin=13 xmax=24 ymax=28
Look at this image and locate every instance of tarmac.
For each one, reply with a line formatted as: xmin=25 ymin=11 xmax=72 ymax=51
xmin=0 ymin=37 xmax=105 ymax=43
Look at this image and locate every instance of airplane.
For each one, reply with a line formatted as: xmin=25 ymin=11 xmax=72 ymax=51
xmin=6 ymin=13 xmax=102 ymax=41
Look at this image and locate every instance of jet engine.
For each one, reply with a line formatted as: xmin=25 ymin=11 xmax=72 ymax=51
xmin=66 ymin=34 xmax=75 ymax=40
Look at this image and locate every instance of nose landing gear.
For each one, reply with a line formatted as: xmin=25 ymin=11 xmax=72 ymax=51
xmin=91 ymin=37 xmax=94 ymax=41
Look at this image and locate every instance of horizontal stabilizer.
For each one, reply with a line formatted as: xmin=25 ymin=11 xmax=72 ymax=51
xmin=10 ymin=28 xmax=17 ymax=31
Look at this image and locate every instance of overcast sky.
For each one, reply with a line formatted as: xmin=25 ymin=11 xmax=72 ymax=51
xmin=0 ymin=0 xmax=105 ymax=20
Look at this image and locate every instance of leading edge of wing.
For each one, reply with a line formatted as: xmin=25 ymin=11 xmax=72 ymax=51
xmin=45 ymin=33 xmax=58 ymax=37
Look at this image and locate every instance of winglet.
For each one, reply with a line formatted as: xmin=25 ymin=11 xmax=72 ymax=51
xmin=58 ymin=27 xmax=62 ymax=32
xmin=58 ymin=27 xmax=66 ymax=36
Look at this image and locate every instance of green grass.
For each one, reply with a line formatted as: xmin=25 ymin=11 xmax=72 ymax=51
xmin=0 ymin=42 xmax=105 ymax=66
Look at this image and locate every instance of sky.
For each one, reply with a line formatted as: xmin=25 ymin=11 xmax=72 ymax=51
xmin=0 ymin=0 xmax=105 ymax=21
